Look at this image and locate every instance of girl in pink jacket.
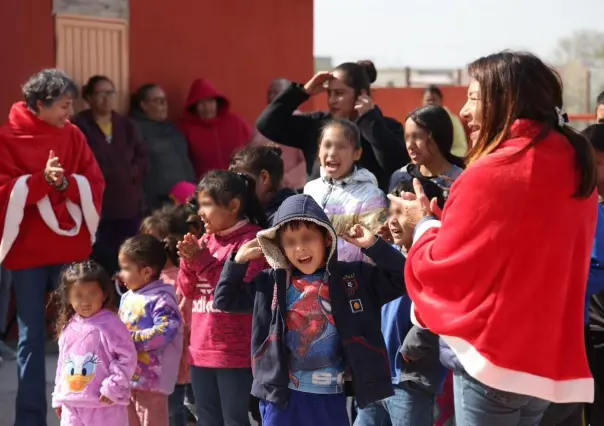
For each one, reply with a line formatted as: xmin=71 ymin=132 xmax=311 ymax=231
xmin=52 ymin=261 xmax=137 ymax=426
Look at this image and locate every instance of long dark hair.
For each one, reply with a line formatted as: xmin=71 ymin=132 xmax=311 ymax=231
xmin=407 ymin=105 xmax=465 ymax=169
xmin=197 ymin=170 xmax=268 ymax=228
xmin=129 ymin=83 xmax=159 ymax=116
xmin=467 ymin=51 xmax=595 ymax=198
xmin=333 ymin=60 xmax=377 ymax=97
xmin=53 ymin=261 xmax=113 ymax=337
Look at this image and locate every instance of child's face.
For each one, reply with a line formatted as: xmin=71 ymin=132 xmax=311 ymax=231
xmin=319 ymin=126 xmax=361 ymax=180
xmin=388 ymin=203 xmax=414 ymax=250
xmin=118 ymin=254 xmax=155 ymax=291
xmin=595 ymin=151 xmax=604 ymax=196
xmin=197 ymin=190 xmax=240 ymax=234
xmin=69 ymin=281 xmax=105 ymax=318
xmin=404 ymin=118 xmax=439 ymax=167
xmin=280 ymin=224 xmax=331 ymax=275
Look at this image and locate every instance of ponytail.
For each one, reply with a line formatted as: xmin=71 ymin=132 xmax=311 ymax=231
xmin=197 ymin=170 xmax=269 ymax=230
xmin=238 ymin=173 xmax=269 ymax=229
xmin=163 ymin=234 xmax=181 ymax=267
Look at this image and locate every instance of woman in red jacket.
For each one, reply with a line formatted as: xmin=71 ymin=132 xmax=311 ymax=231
xmin=180 ymin=79 xmax=252 ymax=179
xmin=0 ymin=69 xmax=105 ymax=426
xmin=389 ymin=52 xmax=597 ymax=426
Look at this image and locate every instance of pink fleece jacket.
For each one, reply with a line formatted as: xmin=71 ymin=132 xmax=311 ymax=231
xmin=52 ymin=309 xmax=137 ymax=408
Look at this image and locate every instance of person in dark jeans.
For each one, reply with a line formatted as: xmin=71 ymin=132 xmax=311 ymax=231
xmin=0 ymin=266 xmax=17 ymax=362
xmin=73 ymin=75 xmax=149 ymax=276
xmin=0 ymin=69 xmax=104 ymax=426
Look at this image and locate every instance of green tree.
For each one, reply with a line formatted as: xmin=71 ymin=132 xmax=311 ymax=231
xmin=555 ymin=30 xmax=604 ymax=65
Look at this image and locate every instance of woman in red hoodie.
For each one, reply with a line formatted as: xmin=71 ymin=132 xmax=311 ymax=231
xmin=0 ymin=69 xmax=105 ymax=426
xmin=180 ymin=79 xmax=252 ymax=179
xmin=389 ymin=52 xmax=597 ymax=426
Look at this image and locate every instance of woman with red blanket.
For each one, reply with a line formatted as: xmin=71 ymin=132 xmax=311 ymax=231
xmin=0 ymin=69 xmax=104 ymax=426
xmin=389 ymin=52 xmax=597 ymax=426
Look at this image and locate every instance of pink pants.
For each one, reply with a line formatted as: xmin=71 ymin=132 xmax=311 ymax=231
xmin=128 ymin=390 xmax=169 ymax=426
xmin=60 ymin=405 xmax=128 ymax=426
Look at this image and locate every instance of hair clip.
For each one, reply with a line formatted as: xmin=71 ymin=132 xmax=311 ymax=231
xmin=236 ymin=172 xmax=249 ymax=186
xmin=555 ymin=107 xmax=569 ymax=127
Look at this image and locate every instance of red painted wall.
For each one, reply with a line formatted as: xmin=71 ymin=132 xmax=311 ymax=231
xmin=0 ymin=0 xmax=55 ymax=118
xmin=130 ymin=0 xmax=314 ymax=126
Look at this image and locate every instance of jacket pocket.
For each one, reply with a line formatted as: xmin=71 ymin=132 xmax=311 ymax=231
xmin=342 ymin=335 xmax=393 ymax=408
xmin=343 ymin=336 xmax=390 ymax=384
xmin=251 ymin=332 xmax=288 ymax=388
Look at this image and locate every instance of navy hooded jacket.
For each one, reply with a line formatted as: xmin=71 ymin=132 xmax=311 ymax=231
xmin=213 ymin=194 xmax=407 ymax=409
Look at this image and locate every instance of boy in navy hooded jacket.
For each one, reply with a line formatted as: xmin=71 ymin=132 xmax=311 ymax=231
xmin=214 ymin=194 xmax=407 ymax=426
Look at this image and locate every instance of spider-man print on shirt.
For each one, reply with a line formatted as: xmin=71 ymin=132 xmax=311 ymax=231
xmin=285 ymin=271 xmax=345 ymax=394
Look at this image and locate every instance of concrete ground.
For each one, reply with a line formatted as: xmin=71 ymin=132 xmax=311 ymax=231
xmin=0 ymin=352 xmax=59 ymax=426
xmin=0 ymin=341 xmax=260 ymax=426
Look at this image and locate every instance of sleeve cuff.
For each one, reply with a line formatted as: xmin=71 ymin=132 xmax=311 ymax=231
xmin=220 ymin=256 xmax=250 ymax=282
xmin=289 ymin=83 xmax=311 ymax=102
xmin=356 ymin=106 xmax=383 ymax=125
xmin=361 ymin=236 xmax=390 ymax=256
xmin=413 ymin=217 xmax=441 ymax=244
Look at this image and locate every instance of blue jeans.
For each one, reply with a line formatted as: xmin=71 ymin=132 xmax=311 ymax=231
xmin=354 ymin=381 xmax=435 ymax=426
xmin=12 ymin=264 xmax=64 ymax=426
xmin=190 ymin=366 xmax=253 ymax=426
xmin=260 ymin=390 xmax=349 ymax=426
xmin=0 ymin=266 xmax=12 ymax=334
xmin=454 ymin=370 xmax=550 ymax=426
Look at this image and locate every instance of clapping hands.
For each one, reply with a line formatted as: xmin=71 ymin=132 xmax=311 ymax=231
xmin=177 ymin=233 xmax=204 ymax=261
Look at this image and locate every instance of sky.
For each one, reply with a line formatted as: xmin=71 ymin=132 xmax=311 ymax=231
xmin=314 ymin=0 xmax=604 ymax=68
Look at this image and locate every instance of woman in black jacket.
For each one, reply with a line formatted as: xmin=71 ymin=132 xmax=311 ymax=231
xmin=256 ymin=60 xmax=408 ymax=191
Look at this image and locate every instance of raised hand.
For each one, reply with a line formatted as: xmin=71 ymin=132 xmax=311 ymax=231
xmin=45 ymin=150 xmax=64 ymax=187
xmin=303 ymin=72 xmax=334 ymax=96
xmin=234 ymin=239 xmax=264 ymax=264
xmin=354 ymin=90 xmax=375 ymax=117
xmin=377 ymin=223 xmax=393 ymax=243
xmin=387 ymin=178 xmax=442 ymax=228
xmin=177 ymin=233 xmax=204 ymax=261
xmin=340 ymin=224 xmax=377 ymax=249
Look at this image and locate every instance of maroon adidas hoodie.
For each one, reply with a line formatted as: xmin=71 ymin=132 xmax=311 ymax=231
xmin=177 ymin=221 xmax=266 ymax=368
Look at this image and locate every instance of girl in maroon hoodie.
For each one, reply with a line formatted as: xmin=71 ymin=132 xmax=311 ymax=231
xmin=176 ymin=170 xmax=267 ymax=426
xmin=180 ymin=79 xmax=252 ymax=180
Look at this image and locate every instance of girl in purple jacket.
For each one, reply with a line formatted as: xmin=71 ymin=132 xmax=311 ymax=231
xmin=52 ymin=261 xmax=137 ymax=426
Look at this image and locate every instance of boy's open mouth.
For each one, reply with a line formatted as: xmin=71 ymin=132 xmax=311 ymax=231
xmin=390 ymin=228 xmax=403 ymax=236
xmin=297 ymin=255 xmax=313 ymax=265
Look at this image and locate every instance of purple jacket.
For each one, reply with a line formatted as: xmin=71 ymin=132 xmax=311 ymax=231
xmin=52 ymin=309 xmax=137 ymax=408
xmin=119 ymin=280 xmax=183 ymax=395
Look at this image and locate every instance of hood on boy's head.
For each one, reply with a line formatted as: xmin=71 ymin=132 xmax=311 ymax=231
xmin=256 ymin=194 xmax=338 ymax=271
